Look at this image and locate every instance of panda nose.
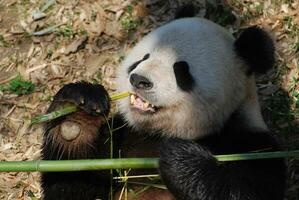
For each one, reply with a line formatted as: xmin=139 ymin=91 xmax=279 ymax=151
xmin=130 ymin=73 xmax=153 ymax=90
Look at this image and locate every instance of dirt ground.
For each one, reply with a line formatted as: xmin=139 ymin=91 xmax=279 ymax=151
xmin=0 ymin=0 xmax=298 ymax=199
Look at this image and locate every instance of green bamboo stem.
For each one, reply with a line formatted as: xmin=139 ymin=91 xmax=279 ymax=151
xmin=0 ymin=158 xmax=158 ymax=172
xmin=215 ymin=150 xmax=299 ymax=161
xmin=110 ymin=91 xmax=130 ymax=101
xmin=30 ymin=91 xmax=130 ymax=125
xmin=0 ymin=150 xmax=298 ymax=172
xmin=30 ymin=106 xmax=77 ymax=124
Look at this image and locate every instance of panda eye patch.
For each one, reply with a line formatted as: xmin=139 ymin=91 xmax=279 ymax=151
xmin=173 ymin=61 xmax=195 ymax=92
xmin=127 ymin=53 xmax=150 ymax=73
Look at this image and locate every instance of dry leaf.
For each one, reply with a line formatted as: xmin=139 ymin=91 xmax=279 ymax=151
xmin=64 ymin=35 xmax=88 ymax=55
xmin=84 ymin=53 xmax=111 ymax=77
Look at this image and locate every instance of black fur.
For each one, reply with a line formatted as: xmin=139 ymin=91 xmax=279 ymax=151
xmin=234 ymin=27 xmax=275 ymax=74
xmin=127 ymin=53 xmax=150 ymax=73
xmin=42 ymin=172 xmax=109 ymax=200
xmin=159 ymin=124 xmax=286 ymax=200
xmin=51 ymin=81 xmax=110 ymax=116
xmin=175 ymin=4 xmax=196 ymax=19
xmin=173 ymin=61 xmax=195 ymax=92
xmin=41 ymin=83 xmax=286 ymax=200
xmin=41 ymin=82 xmax=113 ymax=200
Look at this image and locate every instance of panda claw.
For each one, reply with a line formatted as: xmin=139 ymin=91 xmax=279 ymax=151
xmin=51 ymin=82 xmax=111 ymax=117
xmin=95 ymin=108 xmax=101 ymax=114
xmin=79 ymin=96 xmax=85 ymax=105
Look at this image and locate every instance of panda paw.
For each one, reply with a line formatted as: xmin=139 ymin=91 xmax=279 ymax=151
xmin=43 ymin=82 xmax=111 ymax=160
xmin=50 ymin=81 xmax=110 ymax=116
xmin=159 ymin=138 xmax=218 ymax=199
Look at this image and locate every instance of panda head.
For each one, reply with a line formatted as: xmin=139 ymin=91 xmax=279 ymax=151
xmin=116 ymin=18 xmax=274 ymax=139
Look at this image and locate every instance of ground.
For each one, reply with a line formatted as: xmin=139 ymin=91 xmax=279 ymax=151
xmin=0 ymin=0 xmax=298 ymax=199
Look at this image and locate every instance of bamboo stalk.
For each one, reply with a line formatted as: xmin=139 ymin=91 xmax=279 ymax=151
xmin=0 ymin=158 xmax=158 ymax=172
xmin=110 ymin=91 xmax=131 ymax=101
xmin=0 ymin=150 xmax=298 ymax=172
xmin=30 ymin=106 xmax=77 ymax=124
xmin=215 ymin=150 xmax=299 ymax=161
xmin=30 ymin=91 xmax=130 ymax=124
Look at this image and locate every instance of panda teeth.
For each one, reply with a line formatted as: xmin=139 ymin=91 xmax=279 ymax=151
xmin=130 ymin=94 xmax=156 ymax=112
xmin=130 ymin=94 xmax=135 ymax=104
xmin=144 ymin=102 xmax=149 ymax=108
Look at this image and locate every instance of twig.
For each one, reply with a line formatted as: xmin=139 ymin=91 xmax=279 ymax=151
xmin=32 ymin=0 xmax=56 ymax=21
xmin=30 ymin=24 xmax=62 ymax=36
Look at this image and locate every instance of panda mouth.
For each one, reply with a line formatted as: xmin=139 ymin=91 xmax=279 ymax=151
xmin=130 ymin=94 xmax=157 ymax=113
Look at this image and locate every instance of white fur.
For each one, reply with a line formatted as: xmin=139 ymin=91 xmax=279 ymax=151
xmin=116 ymin=17 xmax=267 ymax=139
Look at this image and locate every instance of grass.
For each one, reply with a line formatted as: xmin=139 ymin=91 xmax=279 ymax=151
xmin=55 ymin=25 xmax=75 ymax=38
xmin=0 ymin=34 xmax=9 ymax=47
xmin=120 ymin=5 xmax=139 ymax=31
xmin=0 ymin=75 xmax=35 ymax=95
xmin=292 ymin=42 xmax=299 ymax=53
xmin=25 ymin=190 xmax=37 ymax=200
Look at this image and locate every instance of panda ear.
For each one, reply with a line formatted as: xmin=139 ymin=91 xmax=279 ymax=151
xmin=234 ymin=27 xmax=275 ymax=74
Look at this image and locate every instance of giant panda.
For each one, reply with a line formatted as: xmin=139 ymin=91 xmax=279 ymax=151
xmin=40 ymin=8 xmax=286 ymax=200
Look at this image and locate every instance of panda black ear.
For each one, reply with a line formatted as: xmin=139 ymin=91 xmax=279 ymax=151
xmin=234 ymin=27 xmax=275 ymax=74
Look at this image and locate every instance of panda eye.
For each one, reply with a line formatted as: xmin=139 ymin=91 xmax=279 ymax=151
xmin=143 ymin=53 xmax=150 ymax=60
xmin=173 ymin=61 xmax=195 ymax=92
xmin=127 ymin=53 xmax=150 ymax=73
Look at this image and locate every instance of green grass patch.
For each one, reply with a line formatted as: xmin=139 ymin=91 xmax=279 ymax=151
xmin=292 ymin=42 xmax=299 ymax=53
xmin=0 ymin=34 xmax=9 ymax=47
xmin=0 ymin=75 xmax=35 ymax=95
xmin=120 ymin=5 xmax=139 ymax=31
xmin=283 ymin=16 xmax=299 ymax=38
xmin=252 ymin=2 xmax=264 ymax=15
xmin=56 ymin=25 xmax=75 ymax=38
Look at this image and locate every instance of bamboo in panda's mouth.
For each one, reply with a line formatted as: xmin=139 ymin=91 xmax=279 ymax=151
xmin=130 ymin=94 xmax=156 ymax=112
xmin=31 ymin=91 xmax=131 ymax=124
